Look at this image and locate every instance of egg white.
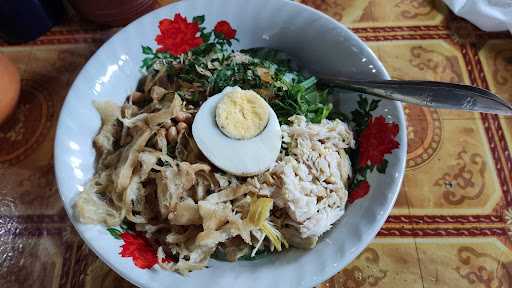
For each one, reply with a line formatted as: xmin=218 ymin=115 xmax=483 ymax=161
xmin=192 ymin=86 xmax=281 ymax=176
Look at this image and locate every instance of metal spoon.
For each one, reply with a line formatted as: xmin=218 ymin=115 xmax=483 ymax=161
xmin=243 ymin=48 xmax=512 ymax=115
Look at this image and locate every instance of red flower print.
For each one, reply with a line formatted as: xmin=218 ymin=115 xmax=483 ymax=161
xmin=358 ymin=116 xmax=399 ymax=167
xmin=155 ymin=13 xmax=204 ymax=56
xmin=119 ymin=232 xmax=158 ymax=269
xmin=214 ymin=20 xmax=237 ymax=40
xmin=348 ymin=181 xmax=370 ymax=204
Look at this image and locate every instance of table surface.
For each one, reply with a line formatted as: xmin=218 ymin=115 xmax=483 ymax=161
xmin=1 ymin=0 xmax=512 ymax=287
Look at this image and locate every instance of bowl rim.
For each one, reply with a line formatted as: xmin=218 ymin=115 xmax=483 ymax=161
xmin=54 ymin=0 xmax=407 ymax=287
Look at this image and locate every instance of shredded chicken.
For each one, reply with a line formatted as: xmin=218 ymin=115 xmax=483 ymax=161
xmin=257 ymin=115 xmax=353 ymax=238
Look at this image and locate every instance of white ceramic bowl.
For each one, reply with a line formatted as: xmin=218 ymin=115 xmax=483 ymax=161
xmin=54 ymin=0 xmax=407 ymax=287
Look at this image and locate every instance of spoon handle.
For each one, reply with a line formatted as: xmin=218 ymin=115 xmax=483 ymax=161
xmin=321 ymin=78 xmax=512 ymax=115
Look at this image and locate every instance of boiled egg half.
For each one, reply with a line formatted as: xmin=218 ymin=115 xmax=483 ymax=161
xmin=192 ymin=86 xmax=281 ymax=176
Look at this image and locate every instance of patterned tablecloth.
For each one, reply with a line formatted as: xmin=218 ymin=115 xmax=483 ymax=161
xmin=1 ymin=0 xmax=512 ymax=287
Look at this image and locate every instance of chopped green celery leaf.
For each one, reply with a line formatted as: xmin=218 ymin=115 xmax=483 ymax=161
xmin=299 ymin=76 xmax=317 ymax=89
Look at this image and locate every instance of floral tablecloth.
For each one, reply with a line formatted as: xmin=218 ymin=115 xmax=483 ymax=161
xmin=1 ymin=0 xmax=512 ymax=287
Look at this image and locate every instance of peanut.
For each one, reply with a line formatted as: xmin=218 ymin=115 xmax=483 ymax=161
xmin=175 ymin=111 xmax=192 ymax=125
xmin=166 ymin=126 xmax=178 ymax=144
xmin=130 ymin=91 xmax=145 ymax=103
xmin=177 ymin=122 xmax=188 ymax=133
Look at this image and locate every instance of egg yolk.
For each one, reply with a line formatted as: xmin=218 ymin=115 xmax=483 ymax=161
xmin=215 ymin=89 xmax=269 ymax=140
